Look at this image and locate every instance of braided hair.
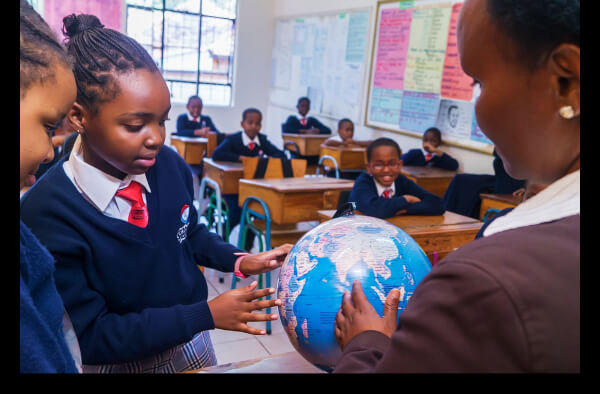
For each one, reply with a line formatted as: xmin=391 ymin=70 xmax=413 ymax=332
xmin=62 ymin=13 xmax=159 ymax=114
xmin=20 ymin=0 xmax=72 ymax=95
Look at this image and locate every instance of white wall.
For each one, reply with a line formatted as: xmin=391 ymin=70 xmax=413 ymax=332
xmin=166 ymin=0 xmax=494 ymax=174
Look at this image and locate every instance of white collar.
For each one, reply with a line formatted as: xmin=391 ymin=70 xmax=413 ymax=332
xmin=297 ymin=114 xmax=308 ymax=121
xmin=64 ymin=135 xmax=151 ymax=212
xmin=483 ymin=170 xmax=580 ymax=237
xmin=187 ymin=113 xmax=201 ymax=121
xmin=373 ymin=176 xmax=395 ymax=197
xmin=241 ymin=131 xmax=260 ymax=147
xmin=422 ymin=148 xmax=437 ymax=157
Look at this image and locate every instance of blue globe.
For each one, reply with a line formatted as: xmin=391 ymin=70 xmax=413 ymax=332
xmin=277 ymin=214 xmax=432 ymax=372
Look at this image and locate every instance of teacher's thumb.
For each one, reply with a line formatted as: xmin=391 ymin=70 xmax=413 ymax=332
xmin=382 ymin=289 xmax=401 ymax=335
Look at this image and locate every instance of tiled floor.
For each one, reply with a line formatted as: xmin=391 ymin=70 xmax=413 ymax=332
xmin=203 ymin=266 xmax=298 ymax=366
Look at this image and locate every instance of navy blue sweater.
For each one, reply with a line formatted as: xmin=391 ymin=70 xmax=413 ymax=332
xmin=20 ymin=147 xmax=242 ymax=364
xmin=281 ymin=115 xmax=332 ymax=135
xmin=401 ymin=148 xmax=459 ymax=171
xmin=212 ymin=131 xmax=285 ymax=162
xmin=349 ymin=172 xmax=445 ymax=219
xmin=176 ymin=113 xmax=220 ymax=137
xmin=20 ymin=221 xmax=78 ymax=373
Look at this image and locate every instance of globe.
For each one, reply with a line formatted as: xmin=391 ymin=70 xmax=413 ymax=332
xmin=277 ymin=214 xmax=432 ymax=372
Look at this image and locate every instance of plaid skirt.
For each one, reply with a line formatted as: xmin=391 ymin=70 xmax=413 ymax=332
xmin=82 ymin=330 xmax=217 ymax=373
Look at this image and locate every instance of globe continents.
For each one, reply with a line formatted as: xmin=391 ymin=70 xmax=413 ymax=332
xmin=277 ymin=214 xmax=432 ymax=372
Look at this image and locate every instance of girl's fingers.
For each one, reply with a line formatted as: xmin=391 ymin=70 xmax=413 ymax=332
xmin=252 ymin=298 xmax=281 ymax=310
xmin=245 ymin=287 xmax=276 ymax=301
xmin=242 ymin=312 xmax=279 ymax=323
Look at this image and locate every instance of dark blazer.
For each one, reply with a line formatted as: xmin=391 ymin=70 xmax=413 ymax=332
xmin=281 ymin=115 xmax=332 ymax=135
xmin=211 ymin=131 xmax=285 ymax=162
xmin=348 ymin=172 xmax=445 ymax=218
xmin=334 ymin=214 xmax=580 ymax=373
xmin=401 ymin=148 xmax=459 ymax=171
xmin=176 ymin=113 xmax=220 ymax=137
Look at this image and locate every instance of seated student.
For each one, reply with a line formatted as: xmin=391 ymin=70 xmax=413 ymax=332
xmin=20 ymin=13 xmax=291 ymax=373
xmin=401 ymin=127 xmax=459 ymax=171
xmin=20 ymin=0 xmax=80 ymax=373
xmin=281 ymin=97 xmax=332 ymax=135
xmin=212 ymin=108 xmax=286 ymax=228
xmin=324 ymin=118 xmax=371 ymax=147
xmin=176 ymin=95 xmax=223 ymax=140
xmin=443 ymin=148 xmax=525 ymax=218
xmin=348 ymin=137 xmax=445 ymax=219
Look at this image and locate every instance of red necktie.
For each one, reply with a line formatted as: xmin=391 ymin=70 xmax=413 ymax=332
xmin=193 ymin=117 xmax=198 ymax=122
xmin=248 ymin=142 xmax=256 ymax=151
xmin=382 ymin=189 xmax=393 ymax=199
xmin=300 ymin=117 xmax=307 ymax=126
xmin=425 ymin=153 xmax=433 ymax=162
xmin=115 ymin=181 xmax=148 ymax=228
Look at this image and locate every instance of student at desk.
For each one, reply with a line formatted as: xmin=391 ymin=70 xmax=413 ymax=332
xmin=348 ymin=137 xmax=444 ymax=219
xmin=401 ymin=127 xmax=459 ymax=171
xmin=212 ymin=108 xmax=285 ymax=228
xmin=281 ymin=97 xmax=332 ymax=135
xmin=176 ymin=95 xmax=224 ymax=143
xmin=323 ymin=118 xmax=371 ymax=147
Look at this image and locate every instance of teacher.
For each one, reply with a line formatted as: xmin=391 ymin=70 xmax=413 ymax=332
xmin=333 ymin=0 xmax=579 ymax=373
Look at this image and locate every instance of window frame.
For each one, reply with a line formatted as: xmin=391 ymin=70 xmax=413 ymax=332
xmin=125 ymin=0 xmax=237 ymax=106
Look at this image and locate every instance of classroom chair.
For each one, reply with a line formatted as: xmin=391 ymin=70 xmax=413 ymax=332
xmin=232 ymin=196 xmax=274 ymax=334
xmin=315 ymin=155 xmax=340 ymax=179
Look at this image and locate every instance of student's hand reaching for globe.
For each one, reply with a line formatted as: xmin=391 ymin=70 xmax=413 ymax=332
xmin=238 ymin=243 xmax=292 ymax=276
xmin=208 ymin=281 xmax=280 ymax=335
xmin=334 ymin=281 xmax=402 ymax=351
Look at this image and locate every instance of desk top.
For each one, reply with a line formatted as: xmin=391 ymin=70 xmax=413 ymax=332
xmin=479 ymin=193 xmax=521 ymax=205
xmin=203 ymin=158 xmax=243 ymax=171
xmin=319 ymin=144 xmax=366 ymax=153
xmin=318 ymin=210 xmax=480 ymax=229
xmin=239 ymin=177 xmax=354 ymax=192
xmin=282 ymin=133 xmax=330 ymax=140
xmin=184 ymin=351 xmax=324 ymax=374
xmin=170 ymin=135 xmax=208 ymax=143
xmin=401 ymin=165 xmax=456 ymax=179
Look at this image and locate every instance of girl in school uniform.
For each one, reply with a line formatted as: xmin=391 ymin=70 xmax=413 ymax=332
xmin=20 ymin=13 xmax=291 ymax=373
xmin=348 ymin=138 xmax=445 ymax=219
xmin=175 ymin=95 xmax=223 ymax=140
xmin=333 ymin=0 xmax=579 ymax=373
xmin=400 ymin=127 xmax=459 ymax=170
xmin=19 ymin=0 xmax=80 ymax=373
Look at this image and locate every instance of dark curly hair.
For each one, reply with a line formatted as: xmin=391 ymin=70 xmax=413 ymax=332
xmin=62 ymin=13 xmax=159 ymax=114
xmin=366 ymin=137 xmax=402 ymax=162
xmin=20 ymin=0 xmax=72 ymax=94
xmin=486 ymin=0 xmax=580 ymax=70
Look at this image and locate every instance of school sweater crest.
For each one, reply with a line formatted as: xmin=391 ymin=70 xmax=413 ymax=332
xmin=348 ymin=172 xmax=445 ymax=218
xmin=20 ymin=146 xmax=242 ymax=365
xmin=20 ymin=221 xmax=78 ymax=373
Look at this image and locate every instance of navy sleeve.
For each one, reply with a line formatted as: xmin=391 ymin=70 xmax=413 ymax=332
xmin=211 ymin=135 xmax=241 ymax=162
xmin=349 ymin=173 xmax=412 ymax=219
xmin=401 ymin=149 xmax=424 ymax=166
xmin=282 ymin=116 xmax=300 ymax=134
xmin=309 ymin=117 xmax=332 ymax=135
xmin=203 ymin=115 xmax=220 ymax=134
xmin=176 ymin=114 xmax=195 ymax=137
xmin=432 ymin=153 xmax=459 ymax=171
xmin=398 ymin=176 xmax=445 ymax=215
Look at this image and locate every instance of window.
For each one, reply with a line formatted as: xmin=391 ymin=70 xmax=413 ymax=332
xmin=126 ymin=0 xmax=237 ymax=106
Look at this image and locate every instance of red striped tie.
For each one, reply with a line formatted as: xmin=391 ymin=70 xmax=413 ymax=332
xmin=382 ymin=189 xmax=393 ymax=199
xmin=115 ymin=181 xmax=148 ymax=228
xmin=193 ymin=117 xmax=198 ymax=122
xmin=425 ymin=153 xmax=433 ymax=162
xmin=300 ymin=117 xmax=307 ymax=126
xmin=248 ymin=142 xmax=256 ymax=151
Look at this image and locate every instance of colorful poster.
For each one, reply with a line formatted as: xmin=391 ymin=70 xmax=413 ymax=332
xmin=372 ymin=7 xmax=413 ymax=90
xmin=434 ymin=98 xmax=474 ymax=141
xmin=345 ymin=11 xmax=370 ymax=63
xmin=370 ymin=88 xmax=403 ymax=125
xmin=441 ymin=2 xmax=473 ymax=101
xmin=399 ymin=91 xmax=440 ymax=133
xmin=403 ymin=4 xmax=452 ymax=93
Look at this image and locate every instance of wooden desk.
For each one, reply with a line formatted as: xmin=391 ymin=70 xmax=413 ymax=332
xmin=184 ymin=351 xmax=324 ymax=373
xmin=170 ymin=135 xmax=208 ymax=165
xmin=238 ymin=177 xmax=354 ymax=224
xmin=317 ymin=210 xmax=482 ymax=264
xmin=319 ymin=145 xmax=367 ymax=171
xmin=202 ymin=158 xmax=243 ymax=195
xmin=254 ymin=220 xmax=320 ymax=248
xmin=479 ymin=193 xmax=521 ymax=219
xmin=282 ymin=133 xmax=329 ymax=156
xmin=400 ymin=165 xmax=457 ymax=198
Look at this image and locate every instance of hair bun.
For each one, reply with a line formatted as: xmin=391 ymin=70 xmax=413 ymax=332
xmin=62 ymin=13 xmax=104 ymax=38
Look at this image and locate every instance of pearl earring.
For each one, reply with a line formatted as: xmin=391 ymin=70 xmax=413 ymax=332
xmin=559 ymin=105 xmax=575 ymax=120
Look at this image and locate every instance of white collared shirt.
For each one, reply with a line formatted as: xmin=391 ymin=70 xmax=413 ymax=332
xmin=373 ymin=176 xmax=396 ymax=198
xmin=187 ymin=113 xmax=203 ymax=124
xmin=62 ymin=135 xmax=152 ymax=222
xmin=483 ymin=170 xmax=580 ymax=237
xmin=241 ymin=131 xmax=260 ymax=148
xmin=422 ymin=148 xmax=437 ymax=159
